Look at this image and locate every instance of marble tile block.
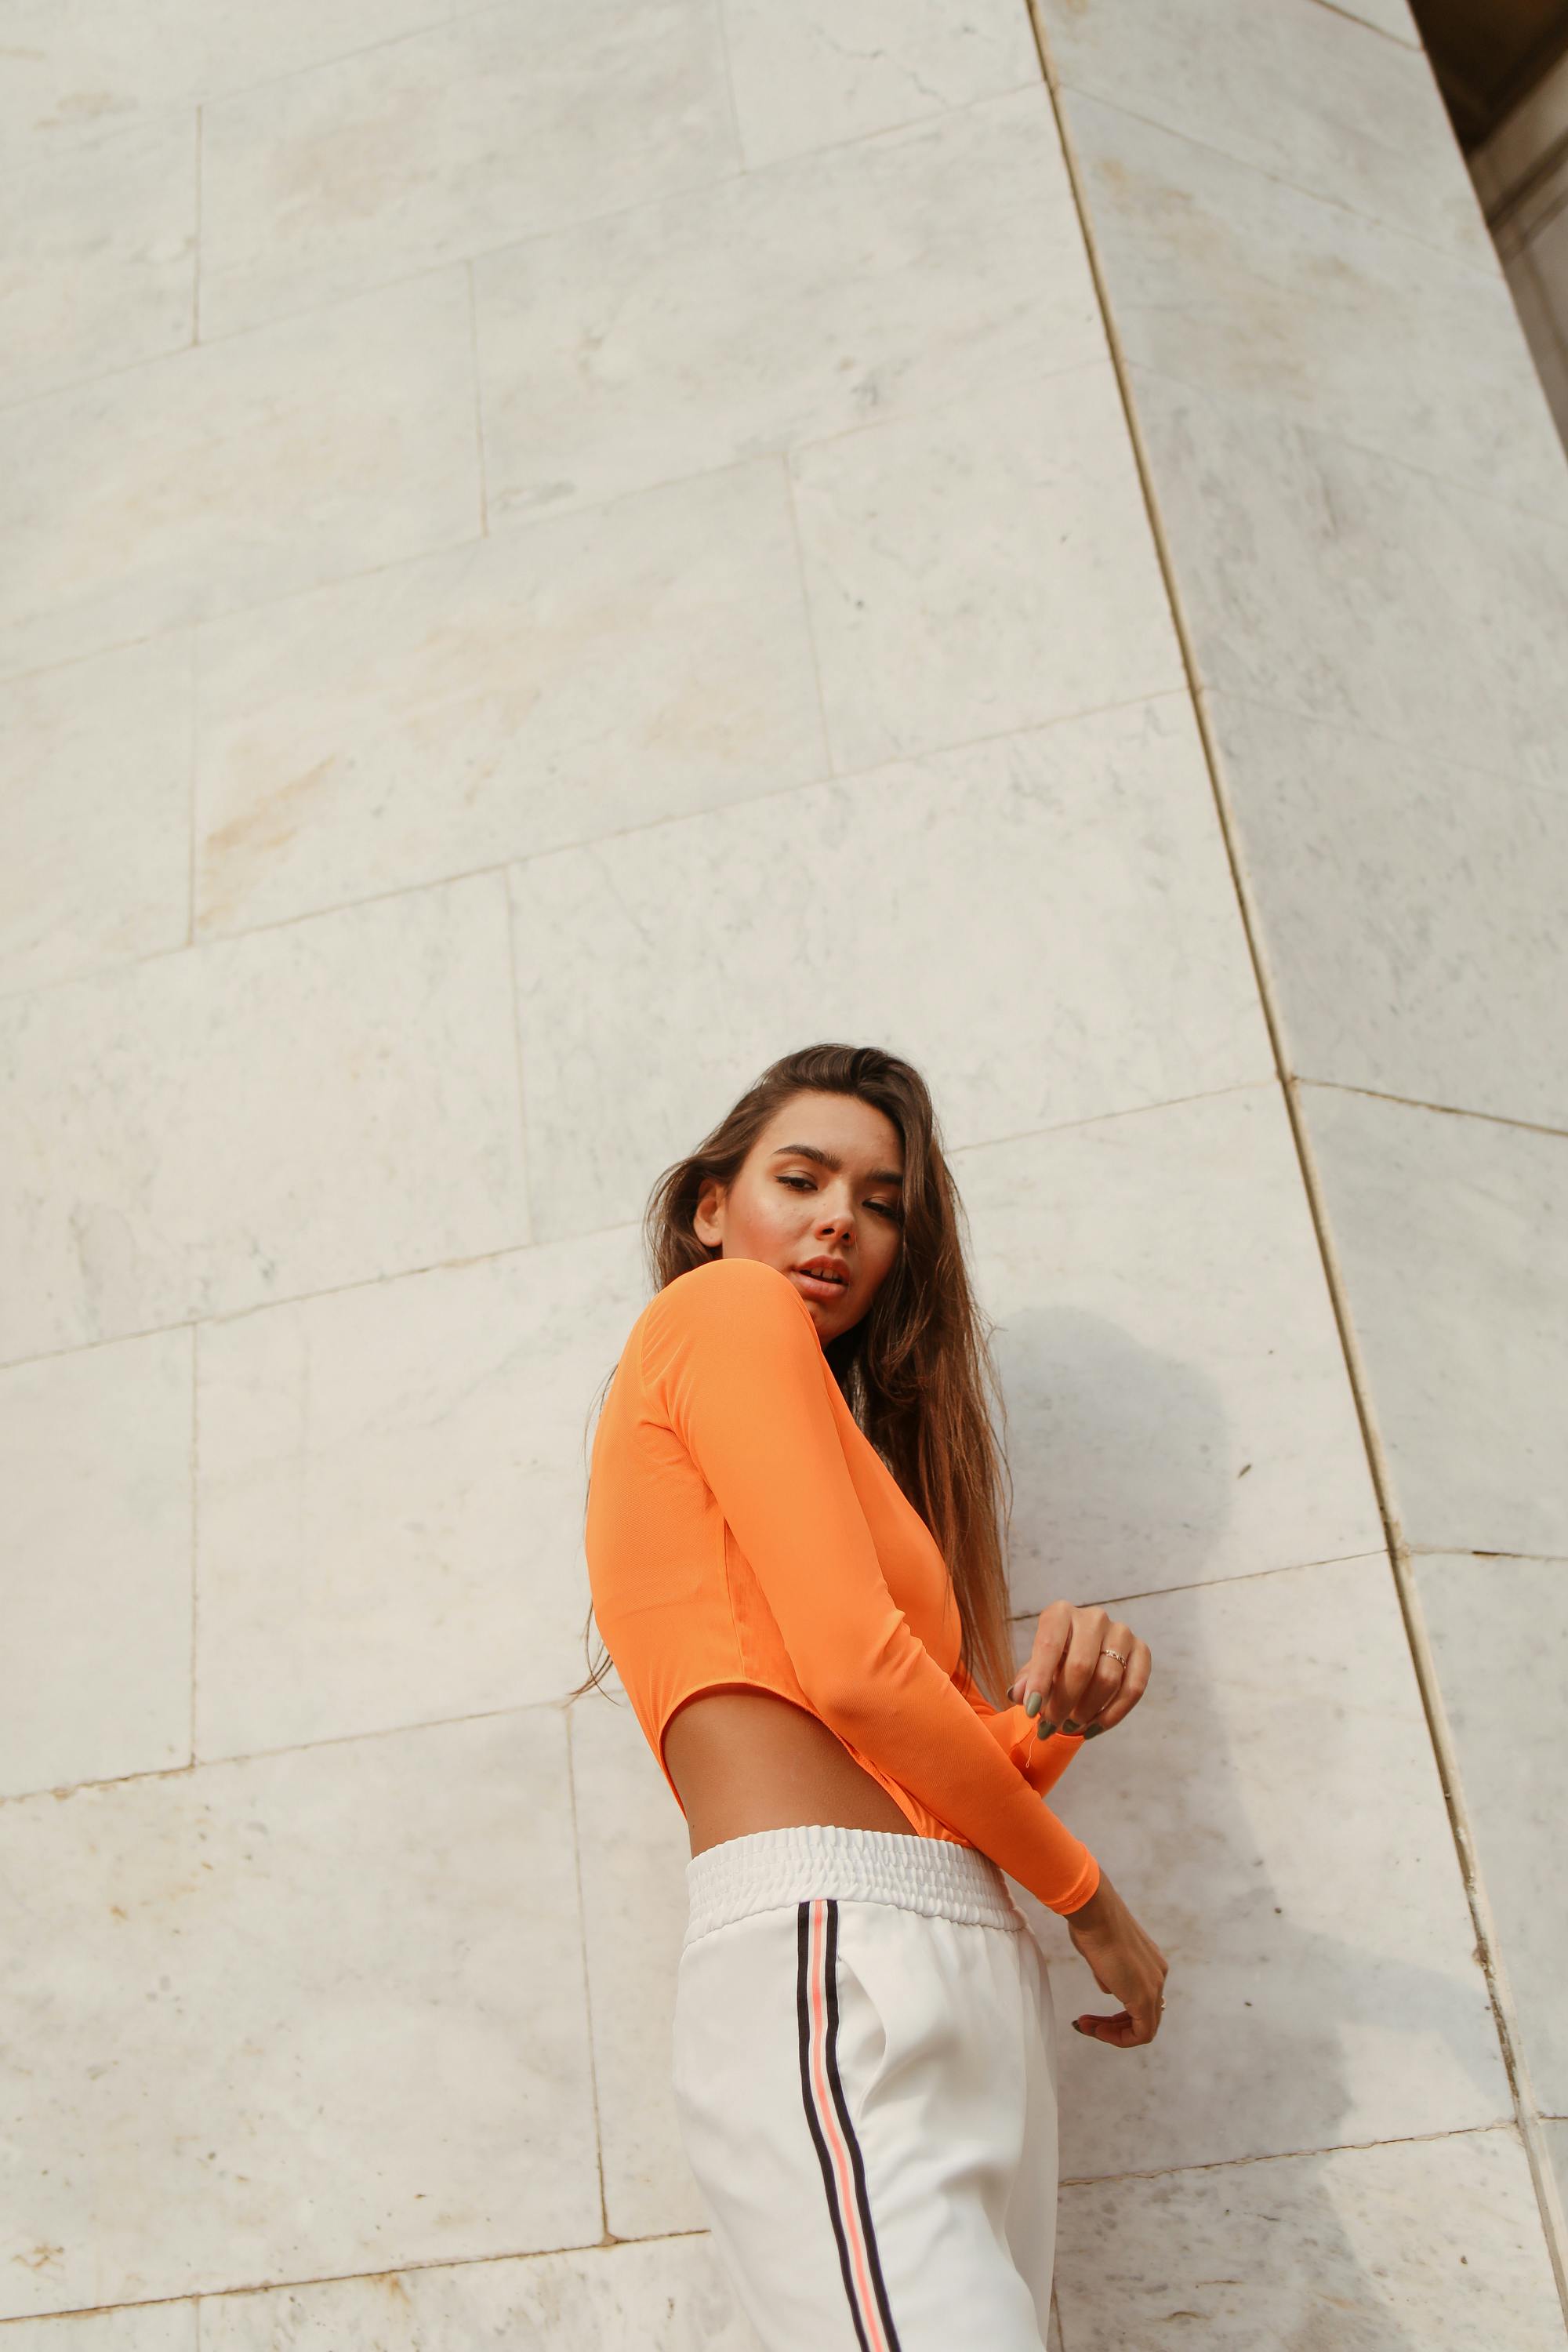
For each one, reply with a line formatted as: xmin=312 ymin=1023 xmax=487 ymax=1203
xmin=1033 ymin=0 xmax=1486 ymax=267
xmin=0 ymin=872 xmax=529 ymax=1364
xmin=1297 ymin=1086 xmax=1568 ymax=1559
xmin=1011 ymin=1556 xmax=1508 ymax=2178
xmin=196 ymin=1225 xmax=646 ymax=1759
xmin=1 ymin=111 xmax=195 ymax=408
xmin=1415 ymin=1554 xmax=1568 ymax=2116
xmin=199 ymin=0 xmax=738 ymax=341
xmin=791 ymin=363 xmax=1185 ymax=771
xmin=568 ymin=1682 xmax=706 ymax=2238
xmin=1055 ymin=2128 xmax=1564 ymax=2350
xmin=0 ymin=0 xmax=454 ymax=165
xmin=475 ymin=89 xmax=1104 ymax=525
xmin=1548 ymin=2120 xmax=1568 ymax=2228
xmin=1129 ymin=366 xmax=1568 ymax=789
xmin=193 ymin=461 xmax=826 ymax=938
xmin=508 ymin=696 xmax=1271 ymax=1241
xmin=722 ymin=0 xmax=1040 ymax=167
xmin=0 ymin=270 xmax=479 ymax=684
xmin=958 ymin=1087 xmax=1381 ymax=1609
xmin=0 ymin=2312 xmax=197 ymax=2352
xmin=1060 ymin=90 xmax=1564 ymax=516
xmin=0 ymin=635 xmax=192 ymax=997
xmin=1203 ymin=695 xmax=1568 ymax=1130
xmin=0 ymin=1328 xmax=191 ymax=1798
xmin=0 ymin=1709 xmax=598 ymax=2317
xmin=202 ymin=2236 xmax=763 ymax=2349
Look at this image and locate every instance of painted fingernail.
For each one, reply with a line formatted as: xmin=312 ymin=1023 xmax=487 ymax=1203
xmin=1062 ymin=1719 xmax=1081 ymax=1736
xmin=1036 ymin=1721 xmax=1056 ymax=1738
xmin=1083 ymin=1724 xmax=1105 ymax=1740
xmin=1024 ymin=1689 xmax=1042 ymax=1718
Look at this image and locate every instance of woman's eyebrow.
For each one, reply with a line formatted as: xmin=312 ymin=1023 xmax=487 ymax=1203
xmin=768 ymin=1142 xmax=904 ymax=1186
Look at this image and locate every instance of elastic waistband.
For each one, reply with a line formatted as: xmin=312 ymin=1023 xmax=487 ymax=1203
xmin=683 ymin=1821 xmax=1023 ymax=1944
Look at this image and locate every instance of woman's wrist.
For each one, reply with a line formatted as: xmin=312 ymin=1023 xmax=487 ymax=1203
xmin=1065 ymin=1871 xmax=1118 ymax=1929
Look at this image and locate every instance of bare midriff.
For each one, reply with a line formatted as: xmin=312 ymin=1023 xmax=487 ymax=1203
xmin=662 ymin=1688 xmax=916 ymax=1857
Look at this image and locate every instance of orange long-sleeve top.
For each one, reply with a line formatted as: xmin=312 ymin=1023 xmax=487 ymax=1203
xmin=584 ymin=1253 xmax=1102 ymax=1917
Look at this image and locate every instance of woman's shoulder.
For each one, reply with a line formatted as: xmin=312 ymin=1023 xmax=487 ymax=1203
xmin=639 ymin=1255 xmax=818 ymax=1359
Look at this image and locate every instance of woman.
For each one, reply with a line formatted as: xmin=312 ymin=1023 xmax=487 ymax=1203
xmin=578 ymin=1041 xmax=1165 ymax=2350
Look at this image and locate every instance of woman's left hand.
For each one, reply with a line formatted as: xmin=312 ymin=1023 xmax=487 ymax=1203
xmin=1006 ymin=1601 xmax=1151 ymax=1740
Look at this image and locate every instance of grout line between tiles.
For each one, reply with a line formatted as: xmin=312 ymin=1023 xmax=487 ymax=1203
xmin=188 ymin=1322 xmax=200 ymax=1772
xmin=183 ymin=627 xmax=198 ymax=949
xmin=167 ymin=74 xmax=1084 ymax=369
xmin=1007 ymin=1545 xmax=1390 ymax=1620
xmin=9 ymin=1692 xmax=578 ymax=1807
xmin=466 ymin=259 xmax=489 ymax=538
xmin=561 ymin=1711 xmax=611 ymax=2249
xmin=0 ymin=1072 xmax=1278 ymax=1384
xmin=0 ymin=327 xmax=1118 ymax=685
xmin=779 ymin=452 xmax=840 ymax=778
xmin=191 ymin=106 xmax=203 ymax=349
xmin=1304 ymin=0 xmax=1421 ymax=49
xmin=0 ymin=678 xmax=1194 ymax=1012
xmin=6 ymin=2228 xmax=724 ymax=2330
xmin=1383 ymin=1531 xmax=1568 ymax=2299
xmin=1289 ymin=1074 xmax=1568 ymax=1147
xmin=1054 ymin=77 xmax=1503 ymax=287
xmin=1023 ymin=0 xmax=1568 ymax=2318
xmin=1058 ymin=2115 xmax=1528 ymax=2190
xmin=187 ymin=0 xmax=574 ymax=130
xmin=709 ymin=0 xmax=745 ymax=174
xmin=1193 ymin=678 xmax=1568 ymax=800
xmin=0 ymin=1546 xmax=1394 ymax=1810
xmin=8 ymin=1537 xmax=1431 ymax=1816
xmin=1116 ymin=348 xmax=1568 ymax=539
xmin=499 ymin=868 xmax=535 ymax=1250
xmin=2 ymin=78 xmax=1083 ymax=419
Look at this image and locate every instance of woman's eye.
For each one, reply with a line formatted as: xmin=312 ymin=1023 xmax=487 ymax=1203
xmin=778 ymin=1171 xmax=900 ymax=1219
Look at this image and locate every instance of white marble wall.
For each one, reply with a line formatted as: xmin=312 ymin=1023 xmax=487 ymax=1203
xmin=1028 ymin=0 xmax=1568 ymax=2332
xmin=2 ymin=1 xmax=1564 ymax=2345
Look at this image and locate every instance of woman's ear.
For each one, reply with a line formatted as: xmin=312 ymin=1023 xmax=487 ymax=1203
xmin=692 ymin=1174 xmax=724 ymax=1249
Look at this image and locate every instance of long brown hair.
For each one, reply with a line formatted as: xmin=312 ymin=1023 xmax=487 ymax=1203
xmin=567 ymin=1043 xmax=1018 ymax=1705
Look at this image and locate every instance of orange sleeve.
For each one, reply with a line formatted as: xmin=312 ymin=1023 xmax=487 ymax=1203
xmin=950 ymin=1656 xmax=1090 ymax=1800
xmin=641 ymin=1257 xmax=1102 ymax=1917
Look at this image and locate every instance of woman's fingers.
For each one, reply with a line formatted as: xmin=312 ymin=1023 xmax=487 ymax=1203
xmin=1092 ymin=1634 xmax=1152 ymax=1733
xmin=1052 ymin=1613 xmax=1142 ymax=1733
xmin=1007 ymin=1600 xmax=1073 ymax=1710
xmin=1007 ymin=1605 xmax=1153 ymax=1737
xmin=1073 ymin=2010 xmax=1132 ymax=2045
xmin=1059 ymin=1617 xmax=1135 ymax=1731
xmin=1073 ymin=2009 xmax=1152 ymax=2048
xmin=1011 ymin=1609 xmax=1109 ymax=1722
xmin=1072 ymin=1972 xmax=1164 ymax=2045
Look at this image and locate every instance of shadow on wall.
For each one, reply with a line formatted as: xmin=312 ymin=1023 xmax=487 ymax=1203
xmin=993 ymin=1303 xmax=1503 ymax=2338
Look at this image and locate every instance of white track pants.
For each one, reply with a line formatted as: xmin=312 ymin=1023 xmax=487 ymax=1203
xmin=671 ymin=1823 xmax=1059 ymax=2352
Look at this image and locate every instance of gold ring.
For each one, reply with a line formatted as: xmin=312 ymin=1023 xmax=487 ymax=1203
xmin=1100 ymin=1646 xmax=1127 ymax=1668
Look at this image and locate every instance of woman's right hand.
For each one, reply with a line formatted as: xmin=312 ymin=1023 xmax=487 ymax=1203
xmin=1064 ymin=1871 xmax=1168 ymax=2047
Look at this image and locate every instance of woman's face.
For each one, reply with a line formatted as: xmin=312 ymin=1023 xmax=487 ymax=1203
xmin=694 ymin=1090 xmax=906 ymax=1343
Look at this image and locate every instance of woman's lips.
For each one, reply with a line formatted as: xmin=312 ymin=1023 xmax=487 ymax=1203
xmin=790 ymin=1267 xmax=849 ymax=1301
